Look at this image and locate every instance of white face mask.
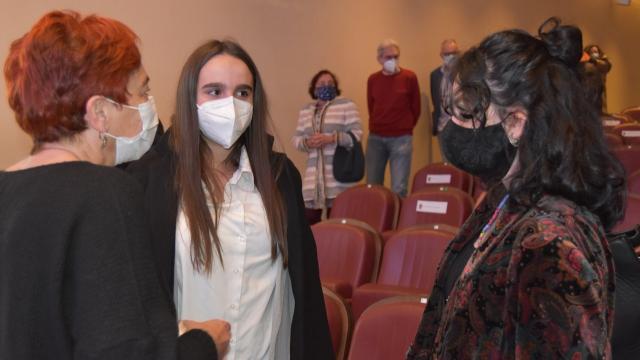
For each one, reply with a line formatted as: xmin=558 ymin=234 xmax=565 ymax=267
xmin=442 ymin=54 xmax=457 ymax=65
xmin=383 ymin=58 xmax=398 ymax=73
xmin=104 ymin=96 xmax=159 ymax=165
xmin=197 ymin=96 xmax=253 ymax=149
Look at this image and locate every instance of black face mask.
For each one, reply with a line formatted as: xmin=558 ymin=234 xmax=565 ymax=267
xmin=440 ymin=120 xmax=517 ymax=185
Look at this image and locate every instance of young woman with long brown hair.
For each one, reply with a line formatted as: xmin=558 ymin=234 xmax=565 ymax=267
xmin=128 ymin=40 xmax=333 ymax=360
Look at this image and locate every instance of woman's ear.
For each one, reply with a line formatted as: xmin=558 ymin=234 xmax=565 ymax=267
xmin=505 ymin=108 xmax=528 ymax=143
xmin=84 ymin=96 xmax=109 ymax=133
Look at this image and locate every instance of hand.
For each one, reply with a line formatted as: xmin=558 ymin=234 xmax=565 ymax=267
xmin=180 ymin=319 xmax=231 ymax=359
xmin=306 ymin=133 xmax=335 ymax=148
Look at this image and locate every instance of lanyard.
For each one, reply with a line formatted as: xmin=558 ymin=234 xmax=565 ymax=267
xmin=474 ymin=194 xmax=510 ymax=249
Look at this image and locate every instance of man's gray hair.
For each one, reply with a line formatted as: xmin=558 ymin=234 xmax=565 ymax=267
xmin=377 ymin=39 xmax=400 ymax=58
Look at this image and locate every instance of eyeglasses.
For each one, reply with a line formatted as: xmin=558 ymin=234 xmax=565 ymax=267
xmin=443 ymin=103 xmax=484 ymax=129
xmin=444 ymin=103 xmax=515 ymax=130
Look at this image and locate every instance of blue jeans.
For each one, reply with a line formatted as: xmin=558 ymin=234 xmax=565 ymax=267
xmin=365 ymin=134 xmax=412 ymax=197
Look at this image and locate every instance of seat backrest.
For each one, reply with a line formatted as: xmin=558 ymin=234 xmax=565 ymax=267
xmin=330 ymin=184 xmax=400 ymax=232
xmin=406 ymin=223 xmax=459 ymax=236
xmin=621 ymin=106 xmax=640 ymax=122
xmin=348 ymin=296 xmax=425 ymax=360
xmin=612 ymin=145 xmax=640 ymax=176
xmin=605 ymin=132 xmax=624 ymax=149
xmin=376 ymin=227 xmax=452 ymax=290
xmin=323 ymin=287 xmax=351 ymax=360
xmin=629 ymin=169 xmax=640 ymax=195
xmin=602 ymin=113 xmax=632 ymax=129
xmin=411 ymin=162 xmax=473 ymax=194
xmin=614 ymin=123 xmax=640 ymax=146
xmin=612 ymin=194 xmax=640 ymax=233
xmin=312 ymin=219 xmax=381 ymax=295
xmin=396 ymin=187 xmax=473 ymax=229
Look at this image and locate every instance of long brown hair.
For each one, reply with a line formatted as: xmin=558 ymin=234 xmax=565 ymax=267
xmin=172 ymin=39 xmax=287 ymax=273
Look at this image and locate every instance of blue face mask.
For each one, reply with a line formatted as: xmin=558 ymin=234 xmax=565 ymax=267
xmin=315 ymin=85 xmax=337 ymax=101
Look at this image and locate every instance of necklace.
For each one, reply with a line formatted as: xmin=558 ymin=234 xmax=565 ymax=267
xmin=474 ymin=194 xmax=510 ymax=249
xmin=38 ymin=145 xmax=82 ymax=161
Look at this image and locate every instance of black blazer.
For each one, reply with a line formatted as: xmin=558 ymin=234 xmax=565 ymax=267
xmin=126 ymin=132 xmax=334 ymax=360
xmin=430 ymin=67 xmax=444 ymax=136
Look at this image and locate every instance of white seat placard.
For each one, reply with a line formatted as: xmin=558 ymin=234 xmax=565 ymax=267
xmin=416 ymin=200 xmax=448 ymax=214
xmin=621 ymin=130 xmax=640 ymax=138
xmin=604 ymin=120 xmax=621 ymax=126
xmin=426 ymin=174 xmax=452 ymax=184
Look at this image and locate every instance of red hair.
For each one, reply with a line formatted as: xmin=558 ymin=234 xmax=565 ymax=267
xmin=3 ymin=10 xmax=141 ymax=144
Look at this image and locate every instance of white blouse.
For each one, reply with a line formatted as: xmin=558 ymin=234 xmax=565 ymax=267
xmin=174 ymin=147 xmax=294 ymax=360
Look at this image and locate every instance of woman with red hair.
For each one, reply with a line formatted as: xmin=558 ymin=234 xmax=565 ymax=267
xmin=0 ymin=11 xmax=227 ymax=359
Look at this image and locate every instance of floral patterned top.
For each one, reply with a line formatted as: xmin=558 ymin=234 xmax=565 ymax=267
xmin=407 ymin=187 xmax=615 ymax=359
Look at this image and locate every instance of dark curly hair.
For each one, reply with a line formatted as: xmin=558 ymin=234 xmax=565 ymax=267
xmin=443 ymin=17 xmax=625 ymax=230
xmin=308 ymin=69 xmax=341 ymax=99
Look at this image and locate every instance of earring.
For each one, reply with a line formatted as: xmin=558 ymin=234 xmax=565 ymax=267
xmin=99 ymin=132 xmax=107 ymax=148
xmin=508 ymin=135 xmax=519 ymax=147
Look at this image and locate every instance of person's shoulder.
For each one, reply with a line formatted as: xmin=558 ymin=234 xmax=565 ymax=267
xmin=48 ymin=163 xmax=144 ymax=209
xmin=271 ymin=151 xmax=295 ymax=170
xmin=271 ymin=151 xmax=299 ymax=182
xmin=62 ymin=162 xmax=138 ymax=189
xmin=2 ymin=162 xmax=139 ymax=206
xmin=126 ymin=130 xmax=173 ymax=182
xmin=299 ymin=101 xmax=316 ymax=112
xmin=515 ymin=195 xmax=604 ymax=251
xmin=400 ymin=68 xmax=418 ymax=78
xmin=86 ymin=163 xmax=143 ymax=197
xmin=368 ymin=70 xmax=383 ymax=81
xmin=330 ymin=97 xmax=355 ymax=106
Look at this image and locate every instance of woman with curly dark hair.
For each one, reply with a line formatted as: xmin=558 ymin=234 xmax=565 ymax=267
xmin=407 ymin=17 xmax=625 ymax=359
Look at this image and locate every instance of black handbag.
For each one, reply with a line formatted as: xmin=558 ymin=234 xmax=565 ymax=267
xmin=333 ymin=131 xmax=365 ymax=182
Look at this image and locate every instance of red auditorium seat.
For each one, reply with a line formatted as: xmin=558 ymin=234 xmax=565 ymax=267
xmin=396 ymin=187 xmax=473 ymax=229
xmin=611 ymin=194 xmax=640 ymax=234
xmin=602 ymin=113 xmax=632 ymax=130
xmin=612 ymin=145 xmax=640 ymax=176
xmin=381 ymin=187 xmax=470 ymax=243
xmin=621 ymin=106 xmax=640 ymax=122
xmin=629 ymin=169 xmax=640 ymax=195
xmin=605 ymin=132 xmax=624 ymax=149
xmin=351 ymin=227 xmax=452 ymax=320
xmin=312 ymin=219 xmax=381 ymax=300
xmin=348 ymin=296 xmax=426 ymax=360
xmin=323 ymin=287 xmax=351 ymax=360
xmin=411 ymin=162 xmax=473 ymax=194
xmin=614 ymin=123 xmax=640 ymax=146
xmin=330 ymin=184 xmax=400 ymax=232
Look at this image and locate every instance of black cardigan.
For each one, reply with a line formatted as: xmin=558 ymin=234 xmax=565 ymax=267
xmin=0 ymin=162 xmax=216 ymax=360
xmin=126 ymin=132 xmax=334 ymax=360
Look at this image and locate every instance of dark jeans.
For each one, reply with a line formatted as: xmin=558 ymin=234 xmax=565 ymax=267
xmin=305 ymin=207 xmax=332 ymax=225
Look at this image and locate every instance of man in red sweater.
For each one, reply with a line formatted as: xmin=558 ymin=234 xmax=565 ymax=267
xmin=366 ymin=39 xmax=421 ymax=197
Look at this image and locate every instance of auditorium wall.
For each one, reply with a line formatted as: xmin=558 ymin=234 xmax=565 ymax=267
xmin=1 ymin=0 xmax=638 ymax=182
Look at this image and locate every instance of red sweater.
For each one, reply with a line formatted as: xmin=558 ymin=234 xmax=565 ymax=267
xmin=367 ymin=68 xmax=421 ymax=136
